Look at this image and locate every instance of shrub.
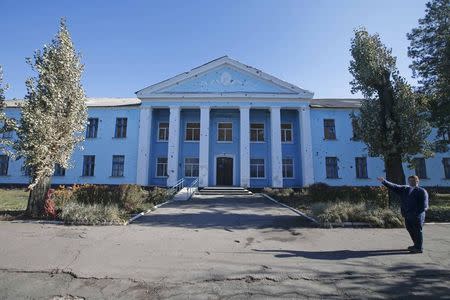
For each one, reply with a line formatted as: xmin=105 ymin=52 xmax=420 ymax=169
xmin=316 ymin=201 xmax=403 ymax=228
xmin=60 ymin=202 xmax=125 ymax=225
xmin=52 ymin=186 xmax=74 ymax=209
xmin=147 ymin=187 xmax=170 ymax=205
xmin=426 ymin=205 xmax=450 ymax=222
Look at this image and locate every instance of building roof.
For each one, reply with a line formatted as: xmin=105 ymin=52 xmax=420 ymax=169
xmin=310 ymin=98 xmax=362 ymax=108
xmin=4 ymin=98 xmax=141 ymax=108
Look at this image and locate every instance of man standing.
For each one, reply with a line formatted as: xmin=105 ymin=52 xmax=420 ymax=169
xmin=377 ymin=176 xmax=429 ymax=253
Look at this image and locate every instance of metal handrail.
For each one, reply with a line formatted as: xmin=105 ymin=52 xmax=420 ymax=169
xmin=186 ymin=178 xmax=199 ymax=200
xmin=168 ymin=178 xmax=184 ymax=196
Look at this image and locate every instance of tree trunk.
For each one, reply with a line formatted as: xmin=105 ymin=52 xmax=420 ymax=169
xmin=26 ymin=176 xmax=51 ymax=217
xmin=385 ymin=154 xmax=405 ymax=209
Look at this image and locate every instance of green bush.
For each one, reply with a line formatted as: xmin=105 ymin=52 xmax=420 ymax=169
xmin=146 ymin=187 xmax=170 ymax=205
xmin=426 ymin=205 xmax=450 ymax=222
xmin=60 ymin=202 xmax=125 ymax=225
xmin=316 ymin=201 xmax=403 ymax=228
xmin=308 ymin=183 xmax=388 ymax=207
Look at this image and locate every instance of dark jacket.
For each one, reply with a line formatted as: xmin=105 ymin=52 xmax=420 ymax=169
xmin=382 ymin=180 xmax=429 ymax=218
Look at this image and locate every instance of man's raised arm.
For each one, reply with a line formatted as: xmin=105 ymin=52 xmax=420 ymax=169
xmin=376 ymin=177 xmax=406 ymax=195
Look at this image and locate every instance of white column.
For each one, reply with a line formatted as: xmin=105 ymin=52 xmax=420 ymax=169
xmin=136 ymin=107 xmax=152 ymax=186
xmin=299 ymin=106 xmax=314 ymax=186
xmin=167 ymin=106 xmax=181 ymax=186
xmin=240 ymin=107 xmax=250 ymax=187
xmin=199 ymin=106 xmax=210 ymax=187
xmin=270 ymin=107 xmax=283 ymax=187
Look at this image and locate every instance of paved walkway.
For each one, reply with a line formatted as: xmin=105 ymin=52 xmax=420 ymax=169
xmin=0 ymin=194 xmax=449 ymax=299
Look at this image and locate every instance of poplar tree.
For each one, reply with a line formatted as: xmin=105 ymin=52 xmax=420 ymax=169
xmin=408 ymin=0 xmax=450 ymax=148
xmin=0 ymin=66 xmax=16 ymax=155
xmin=349 ymin=29 xmax=431 ymax=199
xmin=18 ymin=19 xmax=87 ymax=216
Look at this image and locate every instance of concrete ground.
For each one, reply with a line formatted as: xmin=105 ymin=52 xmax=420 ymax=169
xmin=0 ymin=194 xmax=449 ymax=299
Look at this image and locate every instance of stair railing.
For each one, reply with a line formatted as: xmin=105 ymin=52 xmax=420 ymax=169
xmin=167 ymin=178 xmax=184 ymax=197
xmin=186 ymin=178 xmax=199 ymax=200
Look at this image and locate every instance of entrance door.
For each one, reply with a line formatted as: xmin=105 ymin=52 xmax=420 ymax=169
xmin=216 ymin=157 xmax=233 ymax=186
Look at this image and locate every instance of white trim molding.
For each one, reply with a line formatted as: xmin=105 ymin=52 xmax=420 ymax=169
xmin=136 ymin=107 xmax=152 ymax=185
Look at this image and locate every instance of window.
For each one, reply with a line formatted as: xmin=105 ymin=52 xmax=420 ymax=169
xmin=413 ymin=158 xmax=427 ymax=179
xmin=324 ymin=119 xmax=336 ymax=140
xmin=326 ymin=157 xmax=339 ymax=179
xmin=54 ymin=164 xmax=66 ymax=176
xmin=82 ymin=155 xmax=95 ymax=177
xmin=114 ymin=118 xmax=127 ymax=138
xmin=282 ymin=158 xmax=294 ymax=178
xmin=111 ymin=155 xmax=125 ymax=177
xmin=158 ymin=122 xmax=169 ymax=141
xmin=443 ymin=158 xmax=450 ymax=179
xmin=250 ymin=123 xmax=265 ymax=142
xmin=1 ymin=121 xmax=13 ymax=139
xmin=355 ymin=157 xmax=368 ymax=179
xmin=0 ymin=155 xmax=8 ymax=176
xmin=250 ymin=159 xmax=265 ymax=178
xmin=86 ymin=118 xmax=99 ymax=138
xmin=218 ymin=123 xmax=232 ymax=142
xmin=184 ymin=158 xmax=199 ymax=177
xmin=185 ymin=123 xmax=200 ymax=141
xmin=351 ymin=119 xmax=361 ymax=141
xmin=281 ymin=123 xmax=292 ymax=143
xmin=156 ymin=157 xmax=168 ymax=177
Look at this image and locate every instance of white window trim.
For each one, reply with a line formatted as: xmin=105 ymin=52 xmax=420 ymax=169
xmin=250 ymin=158 xmax=266 ymax=179
xmin=184 ymin=157 xmax=199 ymax=178
xmin=250 ymin=123 xmax=265 ymax=143
xmin=184 ymin=121 xmax=200 ymax=142
xmin=155 ymin=157 xmax=169 ymax=178
xmin=111 ymin=155 xmax=125 ymax=178
xmin=217 ymin=122 xmax=233 ymax=143
xmin=281 ymin=122 xmax=294 ymax=144
xmin=157 ymin=121 xmax=169 ymax=142
xmin=282 ymin=157 xmax=295 ymax=179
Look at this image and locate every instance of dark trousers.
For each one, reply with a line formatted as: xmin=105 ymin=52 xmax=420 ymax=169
xmin=405 ymin=214 xmax=424 ymax=250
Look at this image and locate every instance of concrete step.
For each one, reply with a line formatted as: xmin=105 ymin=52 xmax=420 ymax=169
xmin=196 ymin=187 xmax=253 ymax=195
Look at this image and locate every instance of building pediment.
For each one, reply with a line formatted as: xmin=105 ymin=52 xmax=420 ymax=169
xmin=136 ymin=56 xmax=313 ymax=99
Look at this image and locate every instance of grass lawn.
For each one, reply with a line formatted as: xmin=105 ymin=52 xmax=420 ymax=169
xmin=0 ymin=189 xmax=29 ymax=211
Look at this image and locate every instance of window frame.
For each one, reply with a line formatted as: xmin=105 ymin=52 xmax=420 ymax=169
xmin=325 ymin=156 xmax=339 ymax=179
xmin=282 ymin=158 xmax=294 ymax=178
xmin=114 ymin=117 xmax=128 ymax=138
xmin=156 ymin=157 xmax=168 ymax=178
xmin=157 ymin=122 xmax=169 ymax=142
xmin=184 ymin=157 xmax=199 ymax=178
xmin=111 ymin=155 xmax=125 ymax=177
xmin=86 ymin=117 xmax=99 ymax=139
xmin=281 ymin=123 xmax=293 ymax=143
xmin=250 ymin=158 xmax=266 ymax=179
xmin=82 ymin=155 xmax=96 ymax=177
xmin=443 ymin=158 xmax=450 ymax=179
xmin=217 ymin=122 xmax=233 ymax=142
xmin=185 ymin=122 xmax=200 ymax=142
xmin=0 ymin=155 xmax=9 ymax=176
xmin=323 ymin=119 xmax=336 ymax=140
xmin=355 ymin=157 xmax=368 ymax=179
xmin=413 ymin=157 xmax=428 ymax=179
xmin=250 ymin=123 xmax=265 ymax=143
xmin=54 ymin=163 xmax=66 ymax=177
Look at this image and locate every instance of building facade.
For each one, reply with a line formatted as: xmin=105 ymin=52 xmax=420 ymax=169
xmin=1 ymin=57 xmax=450 ymax=188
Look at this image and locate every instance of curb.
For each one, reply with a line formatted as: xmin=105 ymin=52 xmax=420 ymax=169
xmin=260 ymin=193 xmax=320 ymax=224
xmin=125 ymin=199 xmax=174 ymax=225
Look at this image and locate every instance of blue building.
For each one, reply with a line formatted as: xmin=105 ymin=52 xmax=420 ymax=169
xmin=1 ymin=57 xmax=450 ymax=188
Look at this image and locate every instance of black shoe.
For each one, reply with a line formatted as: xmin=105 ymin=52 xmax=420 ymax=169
xmin=407 ymin=245 xmax=415 ymax=251
xmin=409 ymin=248 xmax=423 ymax=253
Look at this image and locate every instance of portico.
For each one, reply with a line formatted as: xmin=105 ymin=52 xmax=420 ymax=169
xmin=135 ymin=56 xmax=315 ymax=188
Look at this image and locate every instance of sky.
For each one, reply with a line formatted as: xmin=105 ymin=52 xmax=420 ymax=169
xmin=1 ymin=0 xmax=429 ymax=99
